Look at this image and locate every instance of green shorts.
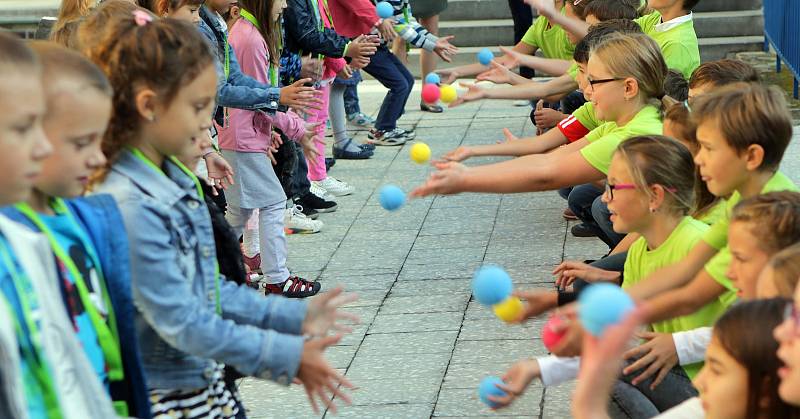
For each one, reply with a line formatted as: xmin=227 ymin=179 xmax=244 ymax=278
xmin=410 ymin=0 xmax=448 ymax=18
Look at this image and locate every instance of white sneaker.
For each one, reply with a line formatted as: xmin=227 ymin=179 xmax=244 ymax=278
xmin=284 ymin=205 xmax=323 ymax=234
xmin=313 ymin=176 xmax=354 ymax=197
xmin=309 ymin=181 xmax=334 ymax=201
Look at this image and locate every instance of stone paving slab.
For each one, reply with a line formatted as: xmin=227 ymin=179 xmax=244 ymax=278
xmin=238 ymin=80 xmax=800 ymax=418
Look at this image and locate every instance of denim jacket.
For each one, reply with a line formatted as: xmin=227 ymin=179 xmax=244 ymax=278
xmin=198 ymin=6 xmax=283 ymax=125
xmin=96 ymin=150 xmax=307 ymax=390
xmin=2 ymin=196 xmax=152 ymax=418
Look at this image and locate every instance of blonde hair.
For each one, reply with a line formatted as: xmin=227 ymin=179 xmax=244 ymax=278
xmin=614 ymin=135 xmax=696 ymax=215
xmin=590 ymin=33 xmax=668 ymax=109
xmin=50 ymin=0 xmax=95 ymax=47
xmin=731 ymin=192 xmax=800 ymax=255
xmin=765 ymin=244 xmax=800 ymax=298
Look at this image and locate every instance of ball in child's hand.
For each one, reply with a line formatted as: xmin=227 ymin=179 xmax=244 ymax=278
xmin=376 ymin=1 xmax=394 ymax=19
xmin=578 ymin=283 xmax=634 ymax=336
xmin=421 ymin=83 xmax=441 ymax=104
xmin=478 ymin=376 xmax=508 ymax=407
xmin=472 ymin=265 xmax=512 ymax=306
xmin=477 ymin=48 xmax=494 ymax=66
xmin=542 ymin=313 xmax=567 ymax=351
xmin=410 ymin=142 xmax=431 ymax=164
xmin=493 ymin=296 xmax=523 ymax=323
xmin=425 ymin=73 xmax=441 ymax=85
xmin=379 ymin=185 xmax=406 ymax=211
xmin=440 ymin=84 xmax=458 ymax=103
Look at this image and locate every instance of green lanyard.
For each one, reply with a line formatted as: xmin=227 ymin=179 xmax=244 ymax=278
xmin=14 ymin=201 xmax=124 ymax=379
xmin=127 ymin=148 xmax=221 ymax=315
xmin=0 ymin=240 xmax=62 ymax=419
xmin=239 ymin=9 xmax=280 ymax=87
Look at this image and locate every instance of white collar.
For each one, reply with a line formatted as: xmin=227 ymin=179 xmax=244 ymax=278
xmin=654 ymin=12 xmax=693 ymax=33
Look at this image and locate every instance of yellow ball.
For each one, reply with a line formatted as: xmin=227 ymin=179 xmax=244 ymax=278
xmin=440 ymin=84 xmax=458 ymax=104
xmin=493 ymin=297 xmax=523 ymax=323
xmin=410 ymin=142 xmax=431 ymax=164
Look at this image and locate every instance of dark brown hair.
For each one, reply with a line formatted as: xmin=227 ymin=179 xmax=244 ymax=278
xmin=664 ymin=69 xmax=688 ymax=102
xmin=713 ymin=298 xmax=800 ymax=419
xmin=688 ymin=59 xmax=760 ymax=90
xmin=691 ymin=83 xmax=792 ymax=172
xmin=78 ymin=5 xmax=214 ymax=166
xmin=582 ymin=0 xmax=640 ymax=20
xmin=238 ymin=0 xmax=281 ymax=66
xmin=731 ymin=192 xmax=800 ymax=255
xmin=573 ymin=19 xmax=643 ymax=64
xmin=615 ymin=135 xmax=696 ymax=216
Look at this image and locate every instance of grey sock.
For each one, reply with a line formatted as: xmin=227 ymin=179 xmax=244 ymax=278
xmin=330 ymin=84 xmax=361 ymax=152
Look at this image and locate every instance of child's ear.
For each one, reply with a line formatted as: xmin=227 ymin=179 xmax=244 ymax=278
xmin=134 ymin=88 xmax=158 ymax=122
xmin=624 ymin=78 xmax=639 ymax=101
xmin=743 ymin=143 xmax=766 ymax=172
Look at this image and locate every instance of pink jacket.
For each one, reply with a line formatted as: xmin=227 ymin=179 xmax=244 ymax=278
xmin=216 ymin=19 xmax=305 ymax=153
xmin=328 ymin=0 xmax=379 ymax=39
xmin=319 ymin=0 xmax=346 ymax=79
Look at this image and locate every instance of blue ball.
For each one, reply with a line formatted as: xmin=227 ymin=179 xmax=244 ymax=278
xmin=472 ymin=265 xmax=512 ymax=306
xmin=425 ymin=73 xmax=441 ymax=85
xmin=578 ymin=283 xmax=635 ymax=336
xmin=379 ymin=185 xmax=406 ymax=211
xmin=478 ymin=376 xmax=507 ymax=407
xmin=376 ymin=1 xmax=394 ymax=19
xmin=477 ymin=48 xmax=494 ymax=66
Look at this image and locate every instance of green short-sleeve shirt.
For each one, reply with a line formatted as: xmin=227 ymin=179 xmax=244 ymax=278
xmin=623 ymin=217 xmax=728 ymax=378
xmin=579 ymin=105 xmax=663 ymax=174
xmin=635 ymin=12 xmax=700 ymax=80
xmin=703 ymin=171 xmax=798 ymax=294
xmin=572 ymin=102 xmax=602 ymax=132
xmin=696 ymin=200 xmax=727 ymax=226
xmin=520 ymin=11 xmax=575 ymax=60
xmin=567 ymin=61 xmax=579 ymax=81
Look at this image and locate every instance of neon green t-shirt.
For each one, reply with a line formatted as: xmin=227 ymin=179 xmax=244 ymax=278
xmin=579 ymin=105 xmax=663 ymax=174
xmin=567 ymin=61 xmax=579 ymax=81
xmin=520 ymin=10 xmax=575 ymax=60
xmin=635 ymin=11 xmax=700 ymax=80
xmin=703 ymin=172 xmax=798 ymax=299
xmin=572 ymin=102 xmax=603 ymax=132
xmin=623 ymin=216 xmax=728 ymax=378
xmin=696 ymin=199 xmax=727 ymax=226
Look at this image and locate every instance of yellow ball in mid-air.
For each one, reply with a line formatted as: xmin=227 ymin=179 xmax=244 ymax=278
xmin=440 ymin=84 xmax=458 ymax=103
xmin=410 ymin=142 xmax=431 ymax=164
xmin=493 ymin=297 xmax=523 ymax=323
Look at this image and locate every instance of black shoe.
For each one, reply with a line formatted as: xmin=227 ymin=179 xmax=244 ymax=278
xmin=359 ymin=142 xmax=376 ymax=151
xmin=297 ymin=192 xmax=338 ymax=213
xmin=571 ymin=223 xmax=600 ymax=238
xmin=301 ymin=206 xmax=319 ymax=219
xmin=333 ymin=139 xmax=374 ymax=159
xmin=420 ymin=102 xmax=444 ymax=113
xmin=325 ymin=157 xmax=336 ymax=172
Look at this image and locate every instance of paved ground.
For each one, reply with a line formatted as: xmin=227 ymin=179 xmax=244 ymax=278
xmin=237 ymin=80 xmax=800 ymax=419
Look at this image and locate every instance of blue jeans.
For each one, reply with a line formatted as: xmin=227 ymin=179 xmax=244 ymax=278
xmin=593 ymin=195 xmax=626 ymax=249
xmin=610 ymin=357 xmax=699 ymax=419
xmin=363 ymin=46 xmax=414 ymax=131
xmin=558 ymin=252 xmax=628 ymax=305
xmin=567 ymin=183 xmax=603 ymax=227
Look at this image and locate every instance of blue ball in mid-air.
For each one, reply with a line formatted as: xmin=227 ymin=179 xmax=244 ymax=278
xmin=472 ymin=265 xmax=512 ymax=306
xmin=478 ymin=376 xmax=507 ymax=407
xmin=379 ymin=185 xmax=406 ymax=211
xmin=376 ymin=1 xmax=394 ymax=19
xmin=425 ymin=73 xmax=441 ymax=85
xmin=578 ymin=283 xmax=635 ymax=336
xmin=477 ymin=48 xmax=494 ymax=65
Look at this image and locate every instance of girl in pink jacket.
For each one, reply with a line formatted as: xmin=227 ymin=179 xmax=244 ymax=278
xmin=216 ymin=0 xmax=323 ymax=298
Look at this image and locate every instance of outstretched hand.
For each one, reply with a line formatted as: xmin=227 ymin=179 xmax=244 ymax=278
xmin=408 ymin=160 xmax=468 ymax=198
xmin=434 ymin=35 xmax=459 ymax=62
xmin=296 ymin=334 xmax=355 ymax=415
xmin=448 ymin=82 xmax=487 ymax=108
xmin=302 ymin=287 xmax=360 ymax=337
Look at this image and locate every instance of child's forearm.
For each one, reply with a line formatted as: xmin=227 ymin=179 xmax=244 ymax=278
xmin=549 ymin=13 xmax=590 ymax=42
xmin=486 ymin=75 xmax=577 ymax=100
xmin=516 ymin=56 xmax=572 ymax=76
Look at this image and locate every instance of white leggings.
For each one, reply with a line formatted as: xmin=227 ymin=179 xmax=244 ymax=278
xmin=226 ymin=201 xmax=289 ymax=285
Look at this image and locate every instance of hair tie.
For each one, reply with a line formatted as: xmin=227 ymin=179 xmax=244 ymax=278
xmin=133 ymin=10 xmax=153 ymax=26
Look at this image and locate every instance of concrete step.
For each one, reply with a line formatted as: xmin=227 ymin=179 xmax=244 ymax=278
xmin=440 ymin=0 xmax=763 ymax=21
xmin=438 ymin=10 xmax=763 ymax=48
xmin=395 ymin=36 xmax=766 ymax=78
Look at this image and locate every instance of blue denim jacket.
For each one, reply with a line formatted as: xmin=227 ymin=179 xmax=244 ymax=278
xmin=96 ymin=150 xmax=307 ymax=390
xmin=2 ymin=195 xmax=153 ymax=418
xmin=197 ymin=6 xmax=284 ymax=124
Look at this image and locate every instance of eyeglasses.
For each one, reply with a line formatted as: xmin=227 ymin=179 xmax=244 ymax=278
xmin=784 ymin=303 xmax=800 ymax=337
xmin=587 ymin=78 xmax=624 ymax=89
xmin=604 ymin=182 xmax=678 ymax=201
xmin=604 ymin=183 xmax=636 ymax=201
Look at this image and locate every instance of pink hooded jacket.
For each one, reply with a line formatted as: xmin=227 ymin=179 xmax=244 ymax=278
xmin=216 ymin=19 xmax=305 ymax=153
